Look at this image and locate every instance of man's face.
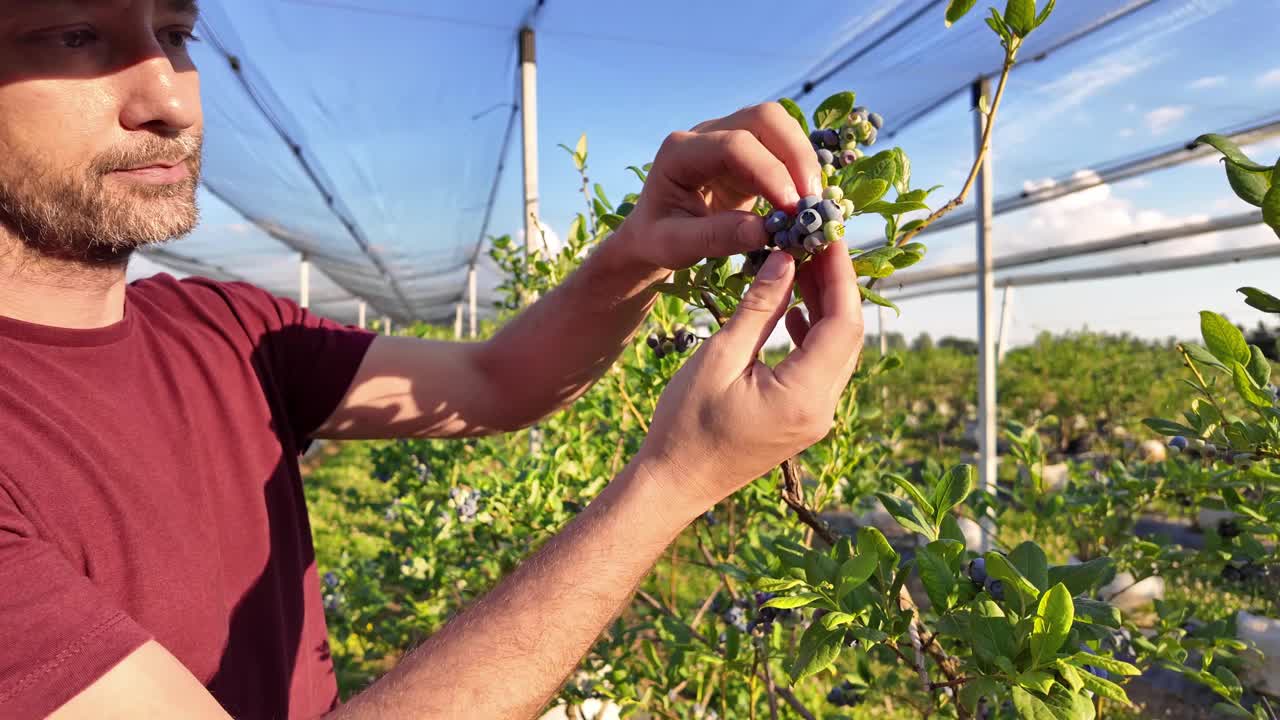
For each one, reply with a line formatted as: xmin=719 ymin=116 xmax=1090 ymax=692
xmin=0 ymin=0 xmax=203 ymax=263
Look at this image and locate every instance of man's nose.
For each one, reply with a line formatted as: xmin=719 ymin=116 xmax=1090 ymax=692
xmin=116 ymin=52 xmax=200 ymax=136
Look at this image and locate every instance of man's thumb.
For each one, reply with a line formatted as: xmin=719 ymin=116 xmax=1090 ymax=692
xmin=709 ymin=251 xmax=795 ymax=367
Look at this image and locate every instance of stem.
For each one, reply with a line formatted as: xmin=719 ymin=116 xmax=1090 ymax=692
xmin=1178 ymin=345 xmax=1232 ymax=447
xmin=616 ymin=374 xmax=650 ymax=433
xmin=580 ymin=168 xmax=597 ymax=237
xmin=776 ymin=686 xmax=818 ymax=720
xmin=866 ymin=43 xmax=1019 ymax=292
xmin=930 ymin=677 xmax=971 ymax=691
xmin=759 ymin=658 xmax=780 ymax=720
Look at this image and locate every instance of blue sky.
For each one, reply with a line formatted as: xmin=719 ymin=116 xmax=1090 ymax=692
xmin=131 ymin=0 xmax=1280 ymax=342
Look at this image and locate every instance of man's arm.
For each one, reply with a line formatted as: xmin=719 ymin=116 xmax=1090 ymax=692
xmin=314 ymin=102 xmax=822 ymax=440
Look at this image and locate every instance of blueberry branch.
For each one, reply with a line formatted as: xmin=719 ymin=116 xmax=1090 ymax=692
xmin=866 ymin=45 xmax=1019 ymax=292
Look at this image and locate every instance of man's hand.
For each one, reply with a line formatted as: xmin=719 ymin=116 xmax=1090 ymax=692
xmin=637 ymin=239 xmax=864 ymax=517
xmin=614 ymin=103 xmax=825 ymax=272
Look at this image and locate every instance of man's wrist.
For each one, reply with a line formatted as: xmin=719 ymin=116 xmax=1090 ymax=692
xmin=608 ymin=451 xmax=706 ymax=540
xmin=588 ymin=223 xmax=672 ymax=297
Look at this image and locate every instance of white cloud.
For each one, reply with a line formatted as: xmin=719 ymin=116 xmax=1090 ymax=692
xmin=1144 ymin=105 xmax=1190 ymax=135
xmin=1189 ymin=75 xmax=1226 ymax=90
xmin=1258 ymin=68 xmax=1280 ymax=88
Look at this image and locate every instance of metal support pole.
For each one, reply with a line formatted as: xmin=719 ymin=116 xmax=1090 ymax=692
xmin=383 ymin=316 xmax=392 ymax=336
xmin=299 ymin=253 xmax=310 ymax=309
xmin=997 ymin=286 xmax=1015 ymax=363
xmin=519 ymin=27 xmax=540 ymax=260
xmin=468 ymin=265 xmax=478 ymax=339
xmin=973 ymin=77 xmax=998 ymax=553
xmin=878 ymin=305 xmax=888 ymax=356
xmin=357 ymin=301 xmax=366 ymax=329
xmin=454 ymin=303 xmax=464 ymax=339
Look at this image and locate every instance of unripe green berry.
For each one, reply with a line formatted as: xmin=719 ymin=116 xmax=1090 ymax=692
xmin=841 ymin=199 xmax=856 ymax=218
xmin=822 ymin=220 xmax=845 ymax=243
xmin=822 ymin=163 xmax=836 ymax=176
xmin=823 ymin=185 xmax=844 ymax=202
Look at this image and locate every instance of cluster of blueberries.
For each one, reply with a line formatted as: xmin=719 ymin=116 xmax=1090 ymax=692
xmin=1168 ymin=435 xmax=1256 ymax=469
xmin=742 ymin=106 xmax=885 ymax=274
xmin=647 ymin=326 xmax=698 ymax=359
xmin=1221 ymin=559 xmax=1276 ymax=584
xmin=718 ymin=592 xmax=796 ymax=635
xmin=826 ymin=680 xmax=864 ymax=708
xmin=965 ymin=557 xmax=1005 ymax=601
xmin=449 ymin=486 xmax=482 ymax=522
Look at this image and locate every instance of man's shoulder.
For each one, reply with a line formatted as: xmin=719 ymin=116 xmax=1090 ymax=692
xmin=127 ymin=272 xmax=299 ymax=335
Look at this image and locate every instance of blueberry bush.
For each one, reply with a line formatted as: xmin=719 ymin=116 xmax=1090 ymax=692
xmin=309 ymin=1 xmax=1280 ymax=717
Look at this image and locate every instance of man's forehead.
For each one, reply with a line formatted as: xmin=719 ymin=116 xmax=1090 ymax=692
xmin=6 ymin=0 xmax=199 ymax=15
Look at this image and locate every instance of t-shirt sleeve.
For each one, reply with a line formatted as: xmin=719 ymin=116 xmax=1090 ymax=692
xmin=187 ymin=278 xmax=378 ymax=450
xmin=0 ymin=484 xmax=153 ymax=718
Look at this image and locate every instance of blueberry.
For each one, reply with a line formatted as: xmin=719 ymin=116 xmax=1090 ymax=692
xmin=323 ymin=571 xmax=339 ymax=588
xmin=803 ymin=233 xmax=826 ymax=253
xmin=764 ymin=210 xmax=790 ymax=235
xmin=373 ymin=470 xmax=390 ymax=483
xmin=868 ymin=112 xmax=884 ymax=130
xmin=854 ymin=121 xmax=873 ymax=144
xmin=1218 ymin=518 xmax=1242 ymax=538
xmin=702 ymin=510 xmax=717 ymax=525
xmin=770 ymin=230 xmax=788 ymax=248
xmin=809 ymin=130 xmax=825 ymax=146
xmin=797 ymin=195 xmax=822 ymax=213
xmin=660 ymin=339 xmax=675 ymax=356
xmin=817 ymin=199 xmax=843 ymax=223
xmin=817 ymin=148 xmax=835 ymax=166
xmin=821 ymin=128 xmax=840 ymax=149
xmin=863 ymin=126 xmax=878 ymax=146
xmin=646 ymin=334 xmax=660 ymax=349
xmin=1222 ymin=564 xmax=1244 ymax=582
xmin=840 ymin=199 xmax=856 ymax=218
xmin=323 ymin=593 xmax=341 ymax=612
xmin=823 ymin=185 xmax=844 ymax=202
xmin=840 ymin=126 xmax=859 ymax=146
xmin=1168 ymin=435 xmax=1188 ymax=452
xmin=674 ymin=329 xmax=696 ymax=353
xmin=796 ymin=208 xmax=823 ymax=234
xmin=850 ymin=107 xmax=869 ymax=123
xmin=822 ymin=163 xmax=836 ymax=176
xmin=986 ymin=578 xmax=1005 ymax=601
xmin=967 ymin=558 xmax=988 ymax=586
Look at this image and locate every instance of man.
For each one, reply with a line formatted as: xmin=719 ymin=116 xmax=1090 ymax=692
xmin=0 ymin=2 xmax=863 ymax=718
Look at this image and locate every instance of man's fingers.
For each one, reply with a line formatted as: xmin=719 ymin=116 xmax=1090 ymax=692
xmin=653 ymin=211 xmax=768 ymax=267
xmin=702 ymin=251 xmax=795 ymax=374
xmin=652 ymin=130 xmax=801 ymax=215
xmin=794 ymin=259 xmax=825 ymax=327
xmin=785 ymin=305 xmax=810 ymax=348
xmin=774 ymin=241 xmax=865 ymax=388
xmin=699 ymin=103 xmax=824 ymax=202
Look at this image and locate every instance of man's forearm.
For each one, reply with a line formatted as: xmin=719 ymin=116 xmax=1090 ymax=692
xmin=328 ymin=457 xmax=694 ymax=719
xmin=474 ymin=228 xmax=667 ymax=430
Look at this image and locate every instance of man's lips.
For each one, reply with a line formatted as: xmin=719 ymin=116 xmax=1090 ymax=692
xmin=109 ymin=159 xmax=190 ymax=184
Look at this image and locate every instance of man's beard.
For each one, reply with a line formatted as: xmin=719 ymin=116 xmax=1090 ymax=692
xmin=0 ymin=132 xmax=202 ymax=264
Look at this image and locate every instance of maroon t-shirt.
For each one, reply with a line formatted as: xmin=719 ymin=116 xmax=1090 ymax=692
xmin=0 ymin=273 xmax=377 ymax=719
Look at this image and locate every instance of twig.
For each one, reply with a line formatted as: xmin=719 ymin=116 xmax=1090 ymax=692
xmin=776 ymin=686 xmax=818 ymax=720
xmin=616 ymin=375 xmax=650 ymax=433
xmin=866 ymin=44 xmax=1018 ymax=292
xmin=929 ymin=677 xmax=971 ymax=691
xmin=690 ymin=579 xmax=725 ymax=628
xmin=909 ymin=621 xmax=931 ymax=691
xmin=759 ymin=657 xmax=780 ymax=720
xmin=696 ymin=528 xmax=739 ymax=599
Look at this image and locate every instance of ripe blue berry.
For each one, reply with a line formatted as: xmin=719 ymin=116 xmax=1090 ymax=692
xmin=821 ymin=128 xmax=840 ymax=149
xmin=770 ymin=230 xmax=788 ymax=248
xmin=1168 ymin=435 xmax=1188 ymax=451
xmin=817 ymin=148 xmax=834 ymax=166
xmin=808 ymin=130 xmax=825 ymax=146
xmin=967 ymin=558 xmax=987 ymax=586
xmin=323 ymin=571 xmax=339 ymax=588
xmin=986 ymin=578 xmax=1005 ymax=601
xmin=868 ymin=112 xmax=884 ymax=130
xmin=796 ymin=208 xmax=822 ymax=234
xmin=803 ymin=233 xmax=825 ymax=253
xmin=817 ymin=199 xmax=843 ymax=223
xmin=798 ymin=195 xmax=821 ymax=212
xmin=646 ymin=334 xmax=660 ymax=349
xmin=764 ymin=210 xmax=789 ymax=235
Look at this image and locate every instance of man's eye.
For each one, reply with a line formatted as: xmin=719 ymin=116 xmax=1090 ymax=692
xmin=61 ymin=29 xmax=97 ymax=49
xmin=163 ymin=29 xmax=199 ymax=49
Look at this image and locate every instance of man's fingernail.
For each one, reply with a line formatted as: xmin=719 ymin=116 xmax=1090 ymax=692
xmin=809 ymin=176 xmax=824 ymax=196
xmin=784 ymin=186 xmax=801 ymax=208
xmin=759 ymin=251 xmax=791 ymax=281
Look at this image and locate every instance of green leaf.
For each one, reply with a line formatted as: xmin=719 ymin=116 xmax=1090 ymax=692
xmin=1238 ymin=287 xmax=1280 ymax=314
xmin=857 ymin=527 xmax=899 ymax=582
xmin=891 ymin=250 xmax=924 ymax=270
xmin=877 ymin=492 xmax=936 ymax=540
xmin=762 ymin=593 xmax=823 ymax=610
xmin=777 ymin=97 xmax=810 ymax=137
xmin=969 ymin=601 xmax=1018 ymax=668
xmin=931 ymin=464 xmax=975 ymax=525
xmin=849 ymin=177 xmax=892 ymax=209
xmin=1004 ymin=0 xmax=1036 ymax=36
xmin=1141 ymin=417 xmax=1197 ymax=437
xmin=860 ymin=285 xmax=900 ymax=316
xmin=1264 ymin=183 xmax=1280 ymax=236
xmin=1010 ymin=686 xmax=1056 ymax=720
xmin=984 ymin=552 xmax=1040 ymax=602
xmin=1066 ymin=652 xmax=1140 ymax=677
xmin=789 ymin=622 xmax=842 ymax=683
xmin=917 ymin=546 xmax=957 ymax=610
xmin=888 ymin=473 xmax=936 ymax=518
xmin=945 ymin=0 xmax=979 ymax=26
xmin=599 ymin=213 xmax=626 ymax=231
xmin=1011 ymin=541 xmax=1050 ymax=592
xmin=813 ymin=91 xmax=856 ymax=130
xmin=625 ymin=165 xmax=648 ymax=184
xmin=838 ymin=553 xmax=879 ymax=596
xmin=1055 ymin=661 xmax=1084 ymax=692
xmin=574 ymin=133 xmax=588 ymax=166
xmin=1018 ymin=670 xmax=1057 ymax=695
xmin=1034 ymin=0 xmax=1056 ymax=28
xmin=1201 ymin=311 xmax=1250 ymax=366
xmin=1078 ymin=668 xmax=1131 ymax=705
xmin=940 ymin=514 xmax=967 ymax=545
xmin=593 ymin=183 xmax=612 ymax=211
xmin=1193 ymin=134 xmax=1274 ymax=172
xmin=1233 ymin=361 xmax=1273 ymax=408
xmin=1247 ymin=345 xmax=1272 ymax=388
xmin=860 ymin=200 xmax=931 ymax=216
xmin=893 ymin=147 xmax=912 ymax=194
xmin=1048 ymin=558 xmax=1116 ymax=596
xmin=1030 ymin=583 xmax=1073 ymax=666
xmin=820 ymin=611 xmax=859 ymax=630
xmin=1184 ymin=342 xmax=1229 ymax=372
